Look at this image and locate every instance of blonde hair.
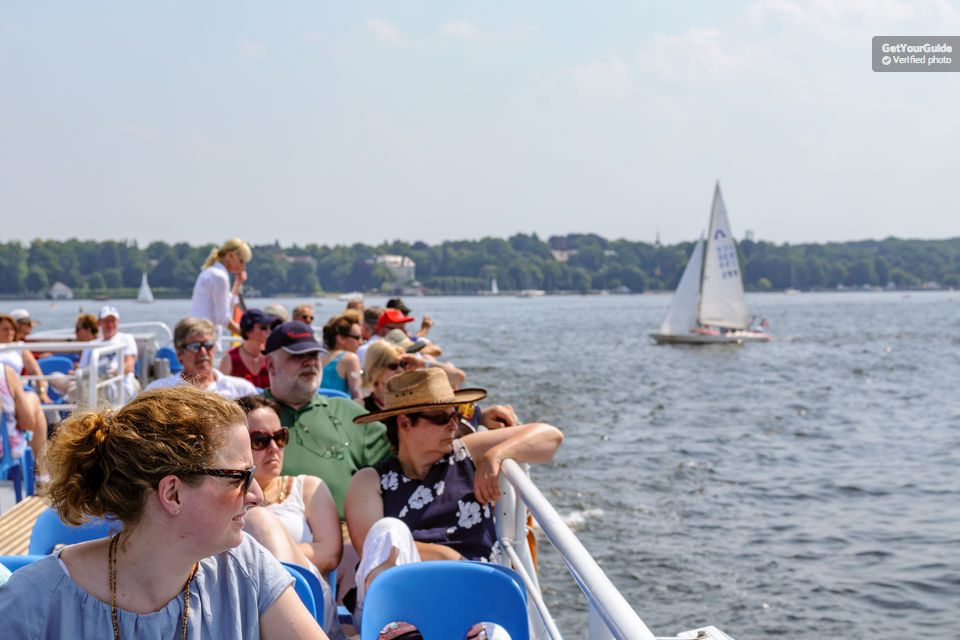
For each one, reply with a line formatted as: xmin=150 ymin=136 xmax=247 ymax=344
xmin=361 ymin=340 xmax=404 ymax=393
xmin=201 ymin=238 xmax=253 ymax=269
xmin=46 ymin=386 xmax=245 ymax=526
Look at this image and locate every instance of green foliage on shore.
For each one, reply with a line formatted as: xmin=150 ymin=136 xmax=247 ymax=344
xmin=1 ymin=234 xmax=958 ymax=297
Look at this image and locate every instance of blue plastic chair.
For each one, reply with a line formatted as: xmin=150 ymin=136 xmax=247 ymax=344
xmin=37 ymin=355 xmax=74 ymax=406
xmin=360 ymin=562 xmax=530 ymax=640
xmin=317 ymin=388 xmax=350 ymax=399
xmin=37 ymin=356 xmax=73 ymax=375
xmin=28 ymin=507 xmax=118 ymax=555
xmin=282 ymin=562 xmax=318 ymax=620
xmin=0 ymin=414 xmax=31 ymax=502
xmin=156 ymin=346 xmax=182 ymax=374
xmin=281 ymin=562 xmax=328 ymax=624
xmin=0 ymin=554 xmax=45 ymax=572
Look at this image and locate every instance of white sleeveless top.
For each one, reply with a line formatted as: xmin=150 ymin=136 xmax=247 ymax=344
xmin=0 ymin=349 xmax=24 ymax=374
xmin=265 ymin=475 xmax=314 ymax=544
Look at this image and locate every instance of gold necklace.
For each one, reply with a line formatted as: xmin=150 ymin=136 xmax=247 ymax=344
xmin=109 ymin=534 xmax=198 ymax=640
xmin=265 ymin=476 xmax=288 ymax=505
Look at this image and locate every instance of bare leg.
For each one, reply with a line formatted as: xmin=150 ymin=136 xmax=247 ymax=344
xmin=24 ymin=392 xmax=47 ymax=477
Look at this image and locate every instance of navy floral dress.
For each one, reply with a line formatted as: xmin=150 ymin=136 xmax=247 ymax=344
xmin=375 ymin=439 xmax=499 ymax=561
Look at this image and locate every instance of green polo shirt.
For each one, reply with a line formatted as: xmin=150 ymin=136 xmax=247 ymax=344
xmin=264 ymin=391 xmax=391 ymax=519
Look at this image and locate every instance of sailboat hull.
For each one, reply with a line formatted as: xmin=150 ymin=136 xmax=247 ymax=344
xmin=650 ymin=330 xmax=771 ymax=345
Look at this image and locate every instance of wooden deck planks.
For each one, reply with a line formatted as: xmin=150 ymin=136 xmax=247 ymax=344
xmin=0 ymin=497 xmax=48 ymax=555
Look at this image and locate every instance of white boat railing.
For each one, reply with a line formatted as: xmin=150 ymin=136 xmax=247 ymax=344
xmin=1 ymin=340 xmax=130 ymax=411
xmin=497 ymin=459 xmax=657 ymax=640
xmin=496 ymin=460 xmax=737 ymax=640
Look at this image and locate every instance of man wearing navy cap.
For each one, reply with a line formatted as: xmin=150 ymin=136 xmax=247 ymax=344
xmin=262 ymin=321 xmax=390 ymax=520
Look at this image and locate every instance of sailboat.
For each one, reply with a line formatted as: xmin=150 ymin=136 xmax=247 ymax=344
xmin=651 ymin=183 xmax=771 ymax=345
xmin=136 ymin=272 xmax=155 ymax=304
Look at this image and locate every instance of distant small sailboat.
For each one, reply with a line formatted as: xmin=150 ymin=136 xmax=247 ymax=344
xmin=651 ymin=182 xmax=771 ymax=345
xmin=516 ymin=289 xmax=545 ymax=298
xmin=137 ymin=272 xmax=155 ymax=304
xmin=479 ymin=277 xmax=500 ymax=296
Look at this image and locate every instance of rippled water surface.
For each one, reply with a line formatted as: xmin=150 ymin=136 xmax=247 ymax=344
xmin=14 ymin=292 xmax=960 ymax=639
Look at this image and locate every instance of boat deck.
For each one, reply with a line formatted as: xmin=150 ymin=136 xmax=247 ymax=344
xmin=0 ymin=497 xmax=47 ymax=555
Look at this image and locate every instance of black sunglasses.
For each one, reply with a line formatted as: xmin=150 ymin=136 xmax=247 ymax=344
xmin=187 ymin=466 xmax=256 ymax=493
xmin=181 ymin=341 xmax=216 ymax=353
xmin=410 ymin=410 xmax=460 ymax=426
xmin=249 ymin=428 xmax=289 ymax=451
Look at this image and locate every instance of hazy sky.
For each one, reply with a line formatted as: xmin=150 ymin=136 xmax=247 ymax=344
xmin=2 ymin=1 xmax=958 ymax=247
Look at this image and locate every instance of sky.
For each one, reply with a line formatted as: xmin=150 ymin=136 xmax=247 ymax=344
xmin=1 ymin=1 xmax=958 ymax=247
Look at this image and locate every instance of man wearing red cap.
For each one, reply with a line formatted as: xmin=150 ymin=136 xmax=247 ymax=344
xmin=356 ymin=308 xmax=415 ymax=365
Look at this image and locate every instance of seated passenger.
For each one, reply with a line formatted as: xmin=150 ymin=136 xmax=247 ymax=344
xmin=292 ymin=304 xmax=315 ymax=326
xmin=0 ymin=363 xmax=38 ymax=473
xmin=237 ymin=395 xmax=346 ymax=640
xmin=147 ymin=317 xmax=258 ymax=400
xmin=319 ymin=311 xmax=364 ymax=401
xmin=0 ymin=314 xmax=48 ymax=478
xmin=78 ymin=306 xmax=140 ymax=401
xmin=0 ymin=386 xmax=328 ymax=639
xmin=345 ymin=369 xmax=563 ymax=631
xmin=220 ymin=309 xmax=280 ymax=389
xmin=71 ymin=313 xmax=99 ymax=367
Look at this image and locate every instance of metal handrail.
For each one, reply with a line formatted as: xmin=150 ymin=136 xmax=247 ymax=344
xmin=499 ymin=458 xmax=657 ymax=640
xmin=0 ymin=340 xmax=129 ymax=410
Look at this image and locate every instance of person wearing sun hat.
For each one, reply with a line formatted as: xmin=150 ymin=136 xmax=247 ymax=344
xmin=344 ymin=368 xmax=564 ymax=632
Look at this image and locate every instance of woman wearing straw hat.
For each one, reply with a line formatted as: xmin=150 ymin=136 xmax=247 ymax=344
xmin=344 ymin=368 xmax=563 ymax=632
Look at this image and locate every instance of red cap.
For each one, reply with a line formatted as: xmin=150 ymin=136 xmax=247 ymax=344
xmin=376 ymin=308 xmax=415 ymax=330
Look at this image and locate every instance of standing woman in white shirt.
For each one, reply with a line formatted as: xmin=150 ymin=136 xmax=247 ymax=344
xmin=190 ymin=239 xmax=252 ymax=337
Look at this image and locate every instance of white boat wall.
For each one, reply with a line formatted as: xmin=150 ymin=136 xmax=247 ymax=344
xmin=652 ymin=182 xmax=770 ymax=345
xmin=137 ymin=272 xmax=155 ymax=303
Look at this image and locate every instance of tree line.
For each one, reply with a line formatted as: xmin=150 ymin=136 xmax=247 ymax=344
xmin=0 ymin=234 xmax=958 ymax=298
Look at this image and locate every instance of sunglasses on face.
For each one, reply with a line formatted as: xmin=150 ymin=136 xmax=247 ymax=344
xmin=249 ymin=427 xmax=289 ymax=451
xmin=181 ymin=341 xmax=216 ymax=353
xmin=412 ymin=410 xmax=461 ymax=426
xmin=187 ymin=466 xmax=256 ymax=493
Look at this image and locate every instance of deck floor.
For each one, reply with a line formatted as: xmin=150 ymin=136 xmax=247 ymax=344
xmin=0 ymin=497 xmax=47 ymax=555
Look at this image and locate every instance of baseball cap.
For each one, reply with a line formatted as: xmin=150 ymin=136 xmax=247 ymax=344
xmin=376 ymin=308 xmax=415 ymax=331
xmin=99 ymin=305 xmax=120 ymax=320
xmin=240 ymin=309 xmax=281 ymax=334
xmin=9 ymin=309 xmax=39 ymax=326
xmin=263 ymin=321 xmax=323 ymax=355
xmin=386 ymin=297 xmax=411 ymax=315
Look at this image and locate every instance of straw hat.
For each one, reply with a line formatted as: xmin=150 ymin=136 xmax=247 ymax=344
xmin=353 ymin=368 xmax=486 ymax=424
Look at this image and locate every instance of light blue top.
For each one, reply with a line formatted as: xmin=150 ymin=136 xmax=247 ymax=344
xmin=0 ymin=533 xmax=292 ymax=639
xmin=320 ymin=352 xmax=349 ymax=393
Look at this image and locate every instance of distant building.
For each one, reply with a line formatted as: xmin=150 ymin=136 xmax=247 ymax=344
xmin=48 ymin=282 xmax=74 ymax=299
xmin=375 ymin=255 xmax=416 ymax=284
xmin=551 ymin=249 xmax=577 ymax=263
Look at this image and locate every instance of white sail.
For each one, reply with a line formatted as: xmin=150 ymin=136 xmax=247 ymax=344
xmin=137 ymin=272 xmax=155 ymax=303
xmin=491 ymin=278 xmax=499 ymax=295
xmin=659 ymin=237 xmax=704 ymax=335
xmin=699 ymin=183 xmax=748 ymax=329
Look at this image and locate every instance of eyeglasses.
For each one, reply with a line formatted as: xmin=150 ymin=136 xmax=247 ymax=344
xmin=344 ymin=333 xmax=363 ymax=341
xmin=411 ymin=410 xmax=460 ymax=426
xmin=249 ymin=428 xmax=289 ymax=451
xmin=181 ymin=341 xmax=216 ymax=353
xmin=385 ymin=362 xmax=401 ymax=371
xmin=256 ymin=324 xmax=274 ymax=331
xmin=186 ymin=466 xmax=256 ymax=493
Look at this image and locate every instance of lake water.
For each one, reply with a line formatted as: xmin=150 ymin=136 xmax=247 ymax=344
xmin=9 ymin=292 xmax=959 ymax=639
